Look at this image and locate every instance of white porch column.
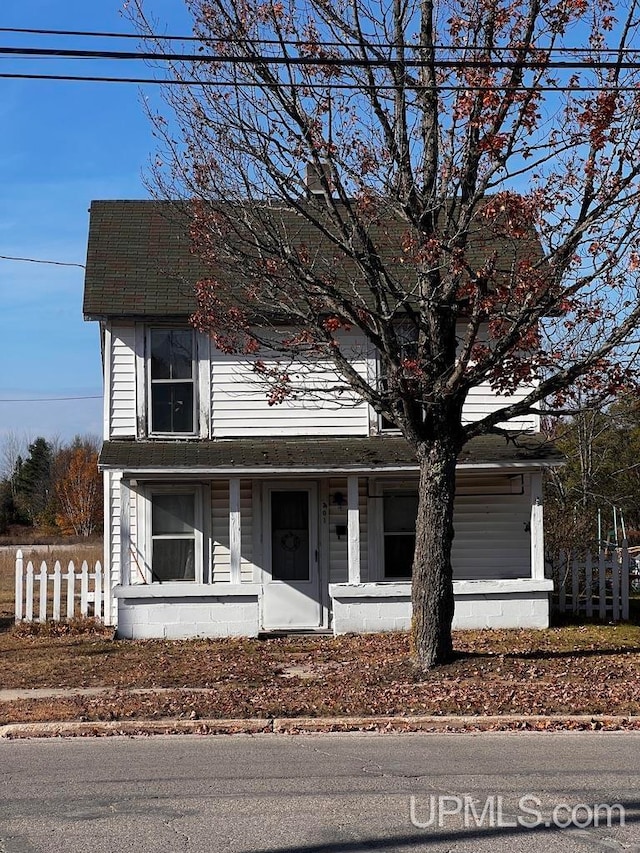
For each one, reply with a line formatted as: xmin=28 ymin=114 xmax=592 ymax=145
xmin=530 ymin=498 xmax=545 ymax=580
xmin=347 ymin=475 xmax=361 ymax=584
xmin=119 ymin=477 xmax=131 ymax=586
xmin=229 ymin=478 xmax=242 ymax=584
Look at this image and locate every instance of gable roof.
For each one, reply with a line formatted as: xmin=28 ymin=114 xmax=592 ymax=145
xmin=83 ymin=199 xmax=546 ymax=319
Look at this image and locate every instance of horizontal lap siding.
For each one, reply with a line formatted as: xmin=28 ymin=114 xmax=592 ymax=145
xmin=211 ymin=332 xmax=370 ymax=437
xmin=110 ymin=325 xmax=137 ymax=438
xmin=211 ymin=480 xmax=254 ymax=582
xmin=452 ymin=479 xmax=531 ymax=580
xmin=110 ymin=472 xmax=120 ymax=585
xmin=110 ymin=474 xmax=139 ymax=585
xmin=463 ymin=384 xmax=539 ymax=432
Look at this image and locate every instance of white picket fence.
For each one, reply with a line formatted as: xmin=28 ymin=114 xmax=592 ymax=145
xmin=553 ymin=544 xmax=630 ymax=622
xmin=14 ymin=550 xmax=107 ymax=624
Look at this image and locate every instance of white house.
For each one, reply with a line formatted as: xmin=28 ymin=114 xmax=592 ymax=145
xmin=83 ymin=200 xmax=559 ymax=639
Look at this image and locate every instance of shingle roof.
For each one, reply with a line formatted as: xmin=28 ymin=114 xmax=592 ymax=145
xmin=83 ymin=199 xmax=545 ymax=318
xmin=99 ymin=434 xmax=562 ymax=473
xmin=83 ymin=201 xmax=204 ymax=317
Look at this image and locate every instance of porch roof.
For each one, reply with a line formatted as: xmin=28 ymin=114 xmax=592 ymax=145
xmin=99 ymin=433 xmax=562 ymax=476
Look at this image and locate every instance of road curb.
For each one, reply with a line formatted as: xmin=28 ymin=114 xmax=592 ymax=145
xmin=2 ymin=714 xmax=640 ymax=739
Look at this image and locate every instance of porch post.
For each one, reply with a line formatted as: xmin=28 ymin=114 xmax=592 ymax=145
xmin=347 ymin=475 xmax=361 ymax=584
xmin=119 ymin=477 xmax=131 ymax=586
xmin=229 ymin=478 xmax=242 ymax=584
xmin=531 ymin=498 xmax=545 ymax=580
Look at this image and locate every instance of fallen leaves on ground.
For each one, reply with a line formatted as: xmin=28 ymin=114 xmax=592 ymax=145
xmin=1 ymin=625 xmax=640 ymax=724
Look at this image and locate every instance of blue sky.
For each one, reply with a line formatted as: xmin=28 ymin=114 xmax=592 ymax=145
xmin=0 ymin=1 xmax=190 ymax=443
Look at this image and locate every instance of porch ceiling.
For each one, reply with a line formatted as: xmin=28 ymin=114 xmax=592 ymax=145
xmin=99 ymin=433 xmax=562 ymax=475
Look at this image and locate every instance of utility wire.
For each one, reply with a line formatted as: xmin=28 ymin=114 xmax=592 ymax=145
xmin=0 ymin=255 xmax=85 ymax=269
xmin=0 ymin=72 xmax=632 ymax=91
xmin=0 ymin=396 xmax=101 ymax=402
xmin=3 ymin=44 xmax=640 ymax=70
xmin=2 ymin=27 xmax=640 ymax=54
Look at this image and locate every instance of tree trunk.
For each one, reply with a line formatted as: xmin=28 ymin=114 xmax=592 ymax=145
xmin=411 ymin=437 xmax=459 ymax=669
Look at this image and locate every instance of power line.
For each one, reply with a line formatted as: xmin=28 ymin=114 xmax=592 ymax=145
xmin=2 ymin=27 xmax=640 ymax=55
xmin=0 ymin=396 xmax=101 ymax=402
xmin=0 ymin=255 xmax=85 ymax=269
xmin=0 ymin=71 xmax=632 ymax=92
xmin=3 ymin=44 xmax=640 ymax=71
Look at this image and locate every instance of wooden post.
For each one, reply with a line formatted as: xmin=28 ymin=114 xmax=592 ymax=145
xmin=80 ymin=561 xmax=89 ymax=617
xmin=52 ymin=561 xmax=62 ymax=621
xmin=585 ymin=551 xmax=593 ymax=618
xmin=347 ymin=475 xmax=360 ymax=584
xmin=25 ymin=561 xmax=34 ymax=622
xmin=530 ymin=499 xmax=544 ymax=580
xmin=229 ymin=478 xmax=242 ymax=585
xmin=66 ymin=561 xmax=76 ymax=619
xmin=571 ymin=554 xmax=579 ymax=614
xmin=612 ymin=550 xmax=621 ymax=622
xmin=621 ymin=541 xmax=630 ymax=622
xmin=38 ymin=561 xmax=47 ymax=622
xmin=599 ymin=550 xmax=607 ymax=621
xmin=15 ymin=550 xmax=23 ymax=623
xmin=120 ymin=478 xmax=131 ymax=586
xmin=94 ymin=562 xmax=103 ymax=622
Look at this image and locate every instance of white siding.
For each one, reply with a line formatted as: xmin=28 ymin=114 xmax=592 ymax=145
xmin=109 ymin=471 xmax=121 ymax=586
xmin=463 ymin=384 xmax=539 ymax=432
xmin=452 ymin=476 xmax=531 ymax=579
xmin=460 ymin=322 xmax=539 ymax=432
xmin=370 ymin=474 xmax=533 ymax=582
xmin=109 ymin=473 xmax=139 ymax=586
xmin=211 ymin=480 xmax=254 ymax=582
xmin=104 ymin=319 xmax=539 ymax=439
xmin=328 ymin=477 xmax=368 ymax=583
xmin=110 ymin=324 xmax=137 ymax=438
xmin=211 ymin=330 xmax=370 ymax=437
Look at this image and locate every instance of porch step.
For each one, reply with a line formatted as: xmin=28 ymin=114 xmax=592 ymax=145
xmin=258 ymin=629 xmax=333 ymax=639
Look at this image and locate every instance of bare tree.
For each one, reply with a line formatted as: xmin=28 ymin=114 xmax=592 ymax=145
xmin=129 ymin=0 xmax=640 ymax=668
xmin=0 ymin=430 xmax=31 ymax=488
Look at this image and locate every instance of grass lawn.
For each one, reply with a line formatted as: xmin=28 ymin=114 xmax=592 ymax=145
xmin=2 ymin=547 xmax=640 ymax=726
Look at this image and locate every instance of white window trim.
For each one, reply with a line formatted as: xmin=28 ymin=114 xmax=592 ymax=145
xmin=370 ymin=477 xmax=419 ymax=581
xmin=144 ymin=485 xmax=205 ymax=584
xmin=147 ymin=327 xmax=198 ymax=438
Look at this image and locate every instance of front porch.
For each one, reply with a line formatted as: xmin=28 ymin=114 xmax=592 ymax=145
xmin=100 ymin=435 xmax=559 ymax=639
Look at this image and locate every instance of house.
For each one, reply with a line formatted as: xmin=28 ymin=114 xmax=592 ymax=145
xmin=83 ymin=199 xmax=559 ymax=639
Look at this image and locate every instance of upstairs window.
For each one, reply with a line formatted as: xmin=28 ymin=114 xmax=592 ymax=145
xmin=379 ymin=320 xmax=419 ymax=432
xmin=149 ymin=329 xmax=196 ymax=434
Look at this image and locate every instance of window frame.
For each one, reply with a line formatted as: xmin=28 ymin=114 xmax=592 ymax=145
xmin=377 ymin=320 xmax=420 ymax=433
xmin=147 ymin=327 xmax=198 ymax=438
xmin=144 ymin=485 xmax=204 ymax=583
xmin=382 ymin=488 xmax=418 ymax=580
xmin=369 ymin=478 xmax=419 ymax=581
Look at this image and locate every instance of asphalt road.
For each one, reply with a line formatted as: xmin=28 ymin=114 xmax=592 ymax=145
xmin=0 ymin=732 xmax=638 ymax=852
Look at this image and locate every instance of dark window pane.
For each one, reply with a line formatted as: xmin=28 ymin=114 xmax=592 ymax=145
xmin=383 ymin=491 xmax=417 ymax=578
xmin=383 ymin=493 xmax=418 ymax=532
xmin=151 ymin=383 xmax=194 ymax=433
xmin=167 ymin=330 xmax=193 ymax=379
xmin=271 ymin=491 xmax=309 ymax=581
xmin=152 ymin=494 xmax=195 ymax=535
xmin=151 ymin=330 xmax=193 ymax=380
xmin=384 ymin=535 xmax=415 ymax=578
xmin=153 ymin=539 xmax=195 ymax=581
xmin=150 ymin=330 xmax=172 ymax=379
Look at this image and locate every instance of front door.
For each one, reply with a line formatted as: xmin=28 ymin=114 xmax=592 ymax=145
xmin=262 ymin=483 xmax=322 ymax=630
